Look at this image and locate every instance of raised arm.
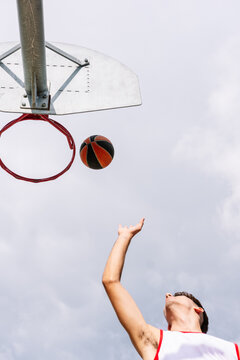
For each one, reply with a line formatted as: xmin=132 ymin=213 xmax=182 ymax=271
xmin=102 ymin=218 xmax=158 ymax=359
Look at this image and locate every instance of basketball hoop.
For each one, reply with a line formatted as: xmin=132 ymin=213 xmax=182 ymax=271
xmin=0 ymin=0 xmax=141 ymax=182
xmin=0 ymin=113 xmax=76 ymax=183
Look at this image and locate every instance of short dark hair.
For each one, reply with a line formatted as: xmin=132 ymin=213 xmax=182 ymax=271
xmin=174 ymin=291 xmax=209 ymax=334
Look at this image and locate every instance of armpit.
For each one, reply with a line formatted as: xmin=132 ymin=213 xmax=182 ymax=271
xmin=138 ymin=330 xmax=158 ymax=349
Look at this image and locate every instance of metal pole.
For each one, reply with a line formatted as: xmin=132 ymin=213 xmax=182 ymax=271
xmin=16 ymin=0 xmax=48 ymax=96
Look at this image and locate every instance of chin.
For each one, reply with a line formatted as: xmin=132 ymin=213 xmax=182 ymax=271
xmin=165 ymin=297 xmax=176 ymax=307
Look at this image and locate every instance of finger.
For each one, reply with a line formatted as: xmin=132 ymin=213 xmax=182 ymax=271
xmin=134 ymin=218 xmax=144 ymax=230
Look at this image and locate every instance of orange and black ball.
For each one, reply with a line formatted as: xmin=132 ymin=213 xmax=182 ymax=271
xmin=80 ymin=135 xmax=114 ymax=169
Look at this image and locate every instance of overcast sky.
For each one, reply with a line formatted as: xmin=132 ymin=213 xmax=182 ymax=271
xmin=0 ymin=0 xmax=240 ymax=359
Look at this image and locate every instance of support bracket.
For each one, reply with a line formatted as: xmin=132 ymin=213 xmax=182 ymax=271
xmin=46 ymin=42 xmax=90 ymax=67
xmin=20 ymin=80 xmax=50 ymax=110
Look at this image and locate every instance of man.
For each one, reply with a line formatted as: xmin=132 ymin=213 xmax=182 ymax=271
xmin=102 ymin=218 xmax=240 ymax=359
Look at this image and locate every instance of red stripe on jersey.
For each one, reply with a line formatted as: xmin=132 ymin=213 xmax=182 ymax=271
xmin=154 ymin=329 xmax=163 ymax=360
xmin=180 ymin=331 xmax=202 ymax=334
xmin=235 ymin=344 xmax=240 ymax=360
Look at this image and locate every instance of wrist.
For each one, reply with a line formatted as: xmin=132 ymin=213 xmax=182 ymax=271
xmin=118 ymin=233 xmax=133 ymax=242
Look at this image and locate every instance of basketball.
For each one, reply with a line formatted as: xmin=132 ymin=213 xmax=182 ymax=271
xmin=80 ymin=135 xmax=114 ymax=169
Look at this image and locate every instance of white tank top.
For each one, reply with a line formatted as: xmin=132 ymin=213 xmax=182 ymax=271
xmin=154 ymin=330 xmax=240 ymax=360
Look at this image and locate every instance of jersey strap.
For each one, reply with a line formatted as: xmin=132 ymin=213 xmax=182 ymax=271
xmin=235 ymin=344 xmax=240 ymax=360
xmin=154 ymin=329 xmax=163 ymax=360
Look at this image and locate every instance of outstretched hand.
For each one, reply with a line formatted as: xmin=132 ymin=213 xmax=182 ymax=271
xmin=118 ymin=218 xmax=145 ymax=239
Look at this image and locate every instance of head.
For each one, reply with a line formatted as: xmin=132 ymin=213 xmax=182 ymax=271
xmin=164 ymin=291 xmax=209 ymax=333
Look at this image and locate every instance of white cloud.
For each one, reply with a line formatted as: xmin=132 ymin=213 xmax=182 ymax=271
xmin=0 ymin=0 xmax=240 ymax=358
xmin=174 ymin=37 xmax=240 ymax=237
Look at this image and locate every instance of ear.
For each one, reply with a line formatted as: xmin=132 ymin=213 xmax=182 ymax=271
xmin=194 ymin=307 xmax=204 ymax=315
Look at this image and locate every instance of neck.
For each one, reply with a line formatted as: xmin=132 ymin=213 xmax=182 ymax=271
xmin=168 ymin=317 xmax=202 ymax=333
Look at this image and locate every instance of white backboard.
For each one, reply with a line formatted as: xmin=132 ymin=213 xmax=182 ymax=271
xmin=0 ymin=41 xmax=142 ymax=115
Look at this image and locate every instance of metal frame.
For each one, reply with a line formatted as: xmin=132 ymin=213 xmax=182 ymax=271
xmin=0 ymin=44 xmax=21 ymax=62
xmin=16 ymin=0 xmax=49 ymax=109
xmin=0 ymin=0 xmax=141 ymax=115
xmin=15 ymin=0 xmax=90 ymax=111
xmin=45 ymin=42 xmax=89 ymax=67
